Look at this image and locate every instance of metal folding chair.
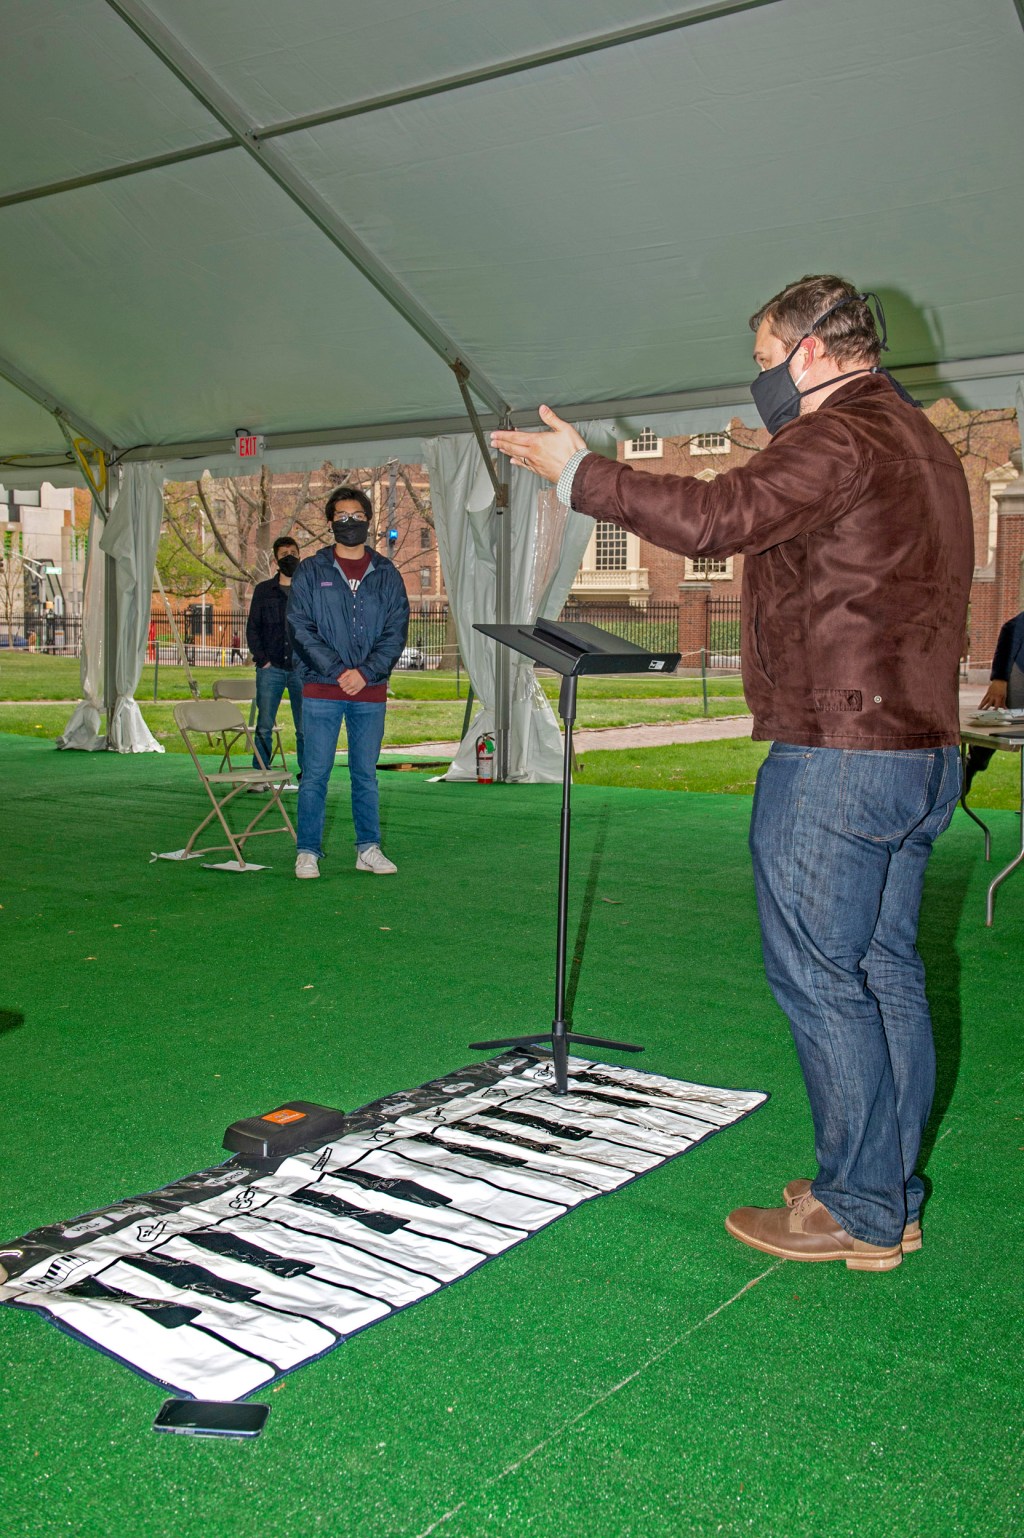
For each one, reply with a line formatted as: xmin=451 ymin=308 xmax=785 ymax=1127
xmin=173 ymin=699 xmax=295 ymax=868
xmin=211 ymin=677 xmax=288 ymax=775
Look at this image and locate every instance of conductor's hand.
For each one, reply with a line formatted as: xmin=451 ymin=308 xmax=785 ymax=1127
xmin=337 ymin=668 xmax=366 ymax=696
xmin=490 ymin=405 xmax=586 ymax=486
xmin=979 ymin=678 xmax=1008 ymax=710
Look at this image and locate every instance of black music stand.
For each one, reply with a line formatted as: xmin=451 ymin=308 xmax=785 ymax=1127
xmin=468 ymin=617 xmax=681 ymax=1093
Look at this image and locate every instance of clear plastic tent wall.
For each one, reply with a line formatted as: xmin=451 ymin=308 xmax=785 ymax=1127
xmin=425 ymin=437 xmax=596 ymax=782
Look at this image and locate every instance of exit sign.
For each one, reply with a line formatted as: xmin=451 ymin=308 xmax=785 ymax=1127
xmin=235 ymin=429 xmax=265 ymax=458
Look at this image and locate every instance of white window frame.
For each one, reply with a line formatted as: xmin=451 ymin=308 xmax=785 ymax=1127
xmin=689 ymin=432 xmax=730 ymax=456
xmin=594 ymin=521 xmax=628 ymax=572
xmin=683 ymin=556 xmax=734 ymax=581
xmin=623 ymin=428 xmax=663 ymax=459
xmin=984 ymin=460 xmax=1019 ymax=568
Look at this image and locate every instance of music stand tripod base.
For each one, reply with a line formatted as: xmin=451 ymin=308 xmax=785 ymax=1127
xmin=470 ymin=618 xmax=680 ymax=1094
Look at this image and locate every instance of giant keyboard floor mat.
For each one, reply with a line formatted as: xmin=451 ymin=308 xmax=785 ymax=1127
xmin=0 ymin=1053 xmax=767 ymax=1400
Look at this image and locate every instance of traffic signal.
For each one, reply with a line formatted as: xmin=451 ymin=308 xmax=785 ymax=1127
xmin=387 ymin=527 xmax=398 ymax=550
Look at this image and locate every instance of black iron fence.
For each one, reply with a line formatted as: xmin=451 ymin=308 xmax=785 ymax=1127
xmin=1 ymin=599 xmax=747 ymax=671
xmin=557 ymin=600 xmax=681 ymax=654
xmin=706 ymin=596 xmax=742 ymax=664
xmin=0 ymin=609 xmax=84 ymax=655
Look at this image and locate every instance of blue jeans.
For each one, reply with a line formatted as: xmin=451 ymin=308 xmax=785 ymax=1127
xmin=296 ymin=697 xmax=387 ymax=857
xmin=253 ymin=666 xmax=304 ymax=775
xmin=749 ymin=743 xmax=961 ymax=1247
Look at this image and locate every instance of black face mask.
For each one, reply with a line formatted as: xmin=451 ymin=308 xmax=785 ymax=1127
xmin=277 ymin=554 xmax=299 ymax=577
xmin=750 ymin=291 xmax=896 ymax=435
xmin=332 ymin=518 xmax=368 ymax=547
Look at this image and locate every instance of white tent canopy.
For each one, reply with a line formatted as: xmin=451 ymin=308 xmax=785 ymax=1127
xmin=2 ymin=0 xmax=1023 ymax=462
xmin=2 ymin=0 xmax=1023 ymax=767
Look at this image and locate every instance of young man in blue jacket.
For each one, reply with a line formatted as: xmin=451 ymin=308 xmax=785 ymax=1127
xmin=287 ymin=487 xmax=410 ymax=879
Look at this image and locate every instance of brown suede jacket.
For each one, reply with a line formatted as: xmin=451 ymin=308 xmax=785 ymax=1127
xmin=571 ymin=374 xmax=973 ymax=747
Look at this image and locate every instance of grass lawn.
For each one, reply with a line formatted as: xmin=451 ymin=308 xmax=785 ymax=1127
xmin=0 ymin=652 xmax=746 ymax=704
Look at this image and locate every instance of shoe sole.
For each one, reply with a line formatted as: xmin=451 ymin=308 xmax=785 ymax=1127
xmin=355 ymin=865 xmax=396 ymax=875
xmin=724 ymin=1214 xmax=902 ymax=1271
xmin=782 ymin=1179 xmax=921 ymax=1253
xmin=295 ymin=867 xmax=320 ymax=880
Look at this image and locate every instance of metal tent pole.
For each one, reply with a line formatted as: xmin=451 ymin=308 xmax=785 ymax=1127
xmin=493 ymin=431 xmax=512 ymax=782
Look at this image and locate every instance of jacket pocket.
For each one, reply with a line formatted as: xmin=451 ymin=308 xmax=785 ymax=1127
xmin=814 ymin=689 xmax=863 ymax=713
xmin=751 ymin=598 xmax=775 ymax=685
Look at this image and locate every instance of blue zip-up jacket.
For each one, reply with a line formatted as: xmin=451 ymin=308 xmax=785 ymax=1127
xmin=286 ymin=545 xmax=410 ymax=687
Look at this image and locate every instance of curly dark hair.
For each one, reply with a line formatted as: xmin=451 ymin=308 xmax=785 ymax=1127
xmin=749 ymin=275 xmax=881 ymax=367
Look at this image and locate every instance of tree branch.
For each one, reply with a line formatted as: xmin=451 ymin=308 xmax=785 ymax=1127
xmin=192 ymin=481 xmax=255 ymax=580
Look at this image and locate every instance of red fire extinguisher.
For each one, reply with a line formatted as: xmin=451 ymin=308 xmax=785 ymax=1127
xmin=476 ymin=732 xmax=495 ymax=783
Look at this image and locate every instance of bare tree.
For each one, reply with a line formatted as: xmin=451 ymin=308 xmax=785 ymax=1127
xmin=0 ymin=528 xmax=24 ymax=644
xmin=158 ymin=458 xmax=438 ymax=606
xmin=160 ymin=466 xmax=318 ymax=605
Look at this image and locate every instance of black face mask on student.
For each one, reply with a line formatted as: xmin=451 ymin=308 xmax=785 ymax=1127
xmin=332 ymin=518 xmax=369 ymax=547
xmin=277 ymin=554 xmax=300 ymax=576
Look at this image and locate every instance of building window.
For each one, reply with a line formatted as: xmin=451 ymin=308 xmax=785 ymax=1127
xmin=419 ymin=567 xmax=432 ymax=590
xmin=623 ymin=428 xmax=662 ymax=459
xmin=689 ymin=432 xmax=729 ymax=455
xmin=420 ymin=528 xmax=432 ymax=550
xmin=594 ymin=522 xmax=628 ymax=571
xmin=684 ymin=556 xmax=733 ymax=580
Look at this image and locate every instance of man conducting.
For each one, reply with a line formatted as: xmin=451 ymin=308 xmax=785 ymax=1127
xmin=287 ymin=486 xmax=409 ymax=880
xmin=245 ymin=534 xmax=305 ymax=785
xmin=492 ymin=275 xmax=973 ymax=1272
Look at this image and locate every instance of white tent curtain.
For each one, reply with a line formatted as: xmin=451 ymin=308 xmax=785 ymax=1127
xmin=103 ymin=463 xmax=165 ymax=753
xmin=424 ymin=432 xmax=596 ymax=783
xmin=55 ymin=494 xmax=107 ymax=752
xmin=57 ymin=463 xmax=165 ymax=754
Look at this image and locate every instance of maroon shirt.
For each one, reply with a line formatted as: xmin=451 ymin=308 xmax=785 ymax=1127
xmin=301 ymin=550 xmax=388 ymax=703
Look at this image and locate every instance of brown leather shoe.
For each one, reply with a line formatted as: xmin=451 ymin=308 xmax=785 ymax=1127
xmin=782 ymin=1178 xmax=922 ymax=1253
xmin=725 ymin=1192 xmax=902 ymax=1270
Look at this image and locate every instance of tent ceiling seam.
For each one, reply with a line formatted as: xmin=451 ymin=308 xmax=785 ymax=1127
xmin=103 ymin=0 xmax=510 ymax=418
xmin=0 ymin=0 xmax=784 ymax=210
xmin=256 ymin=0 xmax=785 ymax=140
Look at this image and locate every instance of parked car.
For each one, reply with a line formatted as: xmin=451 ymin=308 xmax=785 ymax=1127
xmin=396 ymin=646 xmax=425 ymax=670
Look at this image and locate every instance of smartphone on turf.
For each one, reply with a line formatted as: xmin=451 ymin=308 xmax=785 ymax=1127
xmin=153 ymin=1398 xmax=269 ymax=1439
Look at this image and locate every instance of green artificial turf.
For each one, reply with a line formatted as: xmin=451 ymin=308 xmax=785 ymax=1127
xmin=0 ymin=733 xmax=1020 ymax=1538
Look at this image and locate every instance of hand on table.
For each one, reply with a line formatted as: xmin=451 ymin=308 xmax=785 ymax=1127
xmin=979 ymin=679 xmax=1008 ymax=710
xmin=490 ymin=405 xmax=586 ymax=485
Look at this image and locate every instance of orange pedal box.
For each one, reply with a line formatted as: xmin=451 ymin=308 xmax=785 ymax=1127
xmin=223 ymin=1101 xmax=347 ymax=1160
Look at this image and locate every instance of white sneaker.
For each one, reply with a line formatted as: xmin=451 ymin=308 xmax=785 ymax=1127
xmin=295 ymin=852 xmax=320 ymax=879
xmin=355 ymin=845 xmax=397 ymax=875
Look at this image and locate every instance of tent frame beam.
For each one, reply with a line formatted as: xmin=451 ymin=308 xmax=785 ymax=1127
xmin=103 ymin=0 xmax=510 ymax=418
xmin=82 ymin=350 xmax=1024 ymax=467
xmin=0 ymin=350 xmax=115 ymax=456
xmin=1 ymin=0 xmax=783 ymax=212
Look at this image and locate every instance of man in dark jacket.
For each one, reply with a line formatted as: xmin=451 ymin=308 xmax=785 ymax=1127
xmin=287 ymin=486 xmax=409 ymax=880
xmin=245 ymin=535 xmax=304 ymax=782
xmin=492 ymin=275 xmax=973 ymax=1272
xmin=964 ymin=609 xmax=1024 ymax=790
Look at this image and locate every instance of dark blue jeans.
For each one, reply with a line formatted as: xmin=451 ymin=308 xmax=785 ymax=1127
xmin=296 ymin=697 xmax=387 ymax=857
xmin=749 ymin=743 xmax=961 ymax=1247
xmin=253 ymin=666 xmax=304 ymax=776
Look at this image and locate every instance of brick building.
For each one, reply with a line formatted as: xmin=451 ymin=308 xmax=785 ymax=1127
xmin=570 ymin=407 xmax=1021 ymax=669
